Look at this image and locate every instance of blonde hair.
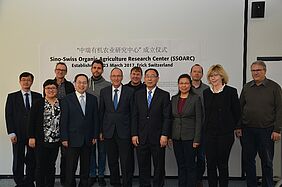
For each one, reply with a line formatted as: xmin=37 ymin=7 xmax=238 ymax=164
xmin=207 ymin=64 xmax=229 ymax=84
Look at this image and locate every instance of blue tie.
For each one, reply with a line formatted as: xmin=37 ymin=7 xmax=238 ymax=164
xmin=25 ymin=93 xmax=30 ymax=110
xmin=114 ymin=89 xmax=118 ymax=110
xmin=147 ymin=90 xmax=152 ymax=108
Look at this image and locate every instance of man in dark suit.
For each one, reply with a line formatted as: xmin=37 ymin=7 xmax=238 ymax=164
xmin=132 ymin=68 xmax=171 ymax=187
xmin=100 ymin=68 xmax=134 ymax=187
xmin=60 ymin=74 xmax=99 ymax=187
xmin=5 ymin=72 xmax=42 ymax=187
xmin=53 ymin=62 xmax=75 ymax=185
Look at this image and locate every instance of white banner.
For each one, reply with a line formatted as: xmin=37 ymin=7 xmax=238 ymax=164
xmin=40 ymin=40 xmax=201 ymax=96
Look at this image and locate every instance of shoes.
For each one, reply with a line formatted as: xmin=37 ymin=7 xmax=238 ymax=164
xmin=98 ymin=177 xmax=106 ymax=186
xmin=88 ymin=177 xmax=97 ymax=187
xmin=60 ymin=177 xmax=65 ymax=185
xmin=197 ymin=181 xmax=203 ymax=187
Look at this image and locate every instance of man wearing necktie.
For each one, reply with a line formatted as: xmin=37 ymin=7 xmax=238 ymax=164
xmin=100 ymin=68 xmax=134 ymax=187
xmin=132 ymin=68 xmax=171 ymax=187
xmin=5 ymin=72 xmax=42 ymax=187
xmin=60 ymin=74 xmax=99 ymax=187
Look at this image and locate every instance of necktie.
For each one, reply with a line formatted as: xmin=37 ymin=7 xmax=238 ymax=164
xmin=80 ymin=95 xmax=86 ymax=115
xmin=113 ymin=89 xmax=118 ymax=110
xmin=148 ymin=90 xmax=152 ymax=108
xmin=25 ymin=93 xmax=30 ymax=110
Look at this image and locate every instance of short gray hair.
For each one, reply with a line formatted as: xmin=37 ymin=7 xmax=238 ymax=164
xmin=251 ymin=60 xmax=266 ymax=70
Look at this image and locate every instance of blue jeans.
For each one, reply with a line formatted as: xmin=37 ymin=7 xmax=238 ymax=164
xmin=173 ymin=139 xmax=197 ymax=187
xmin=89 ymin=140 xmax=106 ymax=177
xmin=242 ymin=127 xmax=274 ymax=187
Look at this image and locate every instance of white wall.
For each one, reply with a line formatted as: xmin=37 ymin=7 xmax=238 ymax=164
xmin=247 ymin=0 xmax=282 ymax=177
xmin=5 ymin=0 xmax=278 ymax=177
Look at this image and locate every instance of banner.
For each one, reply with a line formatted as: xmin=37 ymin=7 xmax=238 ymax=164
xmin=40 ymin=40 xmax=200 ymax=95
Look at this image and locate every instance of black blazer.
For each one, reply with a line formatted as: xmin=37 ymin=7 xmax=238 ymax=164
xmin=171 ymin=94 xmax=202 ymax=143
xmin=28 ymin=98 xmax=61 ymax=145
xmin=132 ymin=87 xmax=171 ymax=145
xmin=5 ymin=91 xmax=42 ymax=141
xmin=203 ymin=85 xmax=241 ymax=135
xmin=60 ymin=92 xmax=99 ymax=147
xmin=99 ymin=85 xmax=134 ymax=139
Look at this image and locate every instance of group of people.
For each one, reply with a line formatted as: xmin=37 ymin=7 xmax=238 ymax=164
xmin=5 ymin=60 xmax=281 ymax=187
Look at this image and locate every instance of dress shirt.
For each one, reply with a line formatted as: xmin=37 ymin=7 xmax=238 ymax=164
xmin=75 ymin=91 xmax=86 ymax=103
xmin=112 ymin=85 xmax=122 ymax=103
xmin=21 ymin=90 xmax=32 ymax=108
xmin=210 ymin=84 xmax=226 ymax=93
xmin=146 ymin=86 xmax=157 ymax=99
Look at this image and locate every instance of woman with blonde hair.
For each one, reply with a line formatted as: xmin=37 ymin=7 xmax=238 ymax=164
xmin=203 ymin=64 xmax=241 ymax=187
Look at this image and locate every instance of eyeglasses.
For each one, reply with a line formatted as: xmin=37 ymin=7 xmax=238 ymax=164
xmin=20 ymin=78 xmax=32 ymax=82
xmin=178 ymin=82 xmax=190 ymax=85
xmin=209 ymin=73 xmax=220 ymax=77
xmin=145 ymin=75 xmax=158 ymax=78
xmin=111 ymin=75 xmax=123 ymax=78
xmin=55 ymin=69 xmax=66 ymax=72
xmin=251 ymin=69 xmax=264 ymax=72
xmin=76 ymin=81 xmax=88 ymax=85
xmin=45 ymin=87 xmax=57 ymax=90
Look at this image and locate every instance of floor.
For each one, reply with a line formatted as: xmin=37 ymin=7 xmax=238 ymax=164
xmin=0 ymin=178 xmax=248 ymax=187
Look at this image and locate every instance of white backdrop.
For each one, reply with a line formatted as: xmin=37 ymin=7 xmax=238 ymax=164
xmin=0 ymin=0 xmax=244 ymax=176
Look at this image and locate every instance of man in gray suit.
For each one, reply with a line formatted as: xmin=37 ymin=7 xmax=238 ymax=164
xmin=100 ymin=68 xmax=134 ymax=187
xmin=60 ymin=74 xmax=99 ymax=187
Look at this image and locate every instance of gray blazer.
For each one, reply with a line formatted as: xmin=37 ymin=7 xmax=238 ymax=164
xmin=171 ymin=93 xmax=202 ymax=143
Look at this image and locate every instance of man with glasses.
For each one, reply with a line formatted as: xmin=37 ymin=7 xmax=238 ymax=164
xmin=100 ymin=68 xmax=134 ymax=187
xmin=132 ymin=68 xmax=171 ymax=187
xmin=5 ymin=72 xmax=41 ymax=187
xmin=238 ymin=60 xmax=282 ymax=187
xmin=53 ymin=62 xmax=75 ymax=185
xmin=60 ymin=74 xmax=99 ymax=187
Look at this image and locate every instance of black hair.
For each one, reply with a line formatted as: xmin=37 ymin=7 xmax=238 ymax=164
xmin=144 ymin=68 xmax=159 ymax=77
xmin=19 ymin=72 xmax=34 ymax=81
xmin=176 ymin=74 xmax=194 ymax=95
xmin=43 ymin=79 xmax=58 ymax=97
xmin=74 ymin=73 xmax=89 ymax=83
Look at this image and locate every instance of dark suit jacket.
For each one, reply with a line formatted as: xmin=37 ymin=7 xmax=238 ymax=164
xmin=5 ymin=90 xmax=42 ymax=141
xmin=28 ymin=98 xmax=61 ymax=146
xmin=171 ymin=94 xmax=202 ymax=143
xmin=132 ymin=87 xmax=171 ymax=145
xmin=60 ymin=92 xmax=99 ymax=147
xmin=203 ymin=85 xmax=241 ymax=135
xmin=100 ymin=85 xmax=134 ymax=139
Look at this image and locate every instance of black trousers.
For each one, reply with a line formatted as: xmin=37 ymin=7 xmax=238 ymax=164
xmin=59 ymin=145 xmax=67 ymax=184
xmin=64 ymin=145 xmax=91 ymax=187
xmin=12 ymin=140 xmax=35 ymax=187
xmin=205 ymin=132 xmax=234 ymax=187
xmin=104 ymin=132 xmax=132 ymax=187
xmin=35 ymin=144 xmax=59 ymax=187
xmin=137 ymin=143 xmax=166 ymax=187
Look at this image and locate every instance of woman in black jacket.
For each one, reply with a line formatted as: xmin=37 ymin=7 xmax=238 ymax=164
xmin=28 ymin=79 xmax=61 ymax=187
xmin=203 ymin=64 xmax=241 ymax=187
